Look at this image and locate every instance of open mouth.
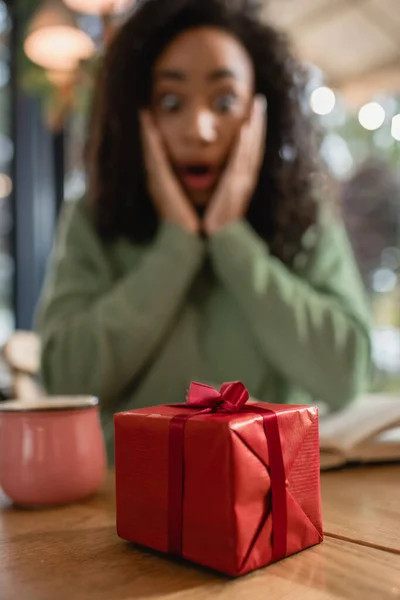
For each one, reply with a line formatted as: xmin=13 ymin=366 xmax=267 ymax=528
xmin=178 ymin=164 xmax=219 ymax=192
xmin=185 ymin=165 xmax=210 ymax=176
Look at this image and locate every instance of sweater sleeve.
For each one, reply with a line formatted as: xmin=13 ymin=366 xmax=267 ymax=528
xmin=208 ymin=218 xmax=371 ymax=411
xmin=36 ymin=201 xmax=204 ymax=404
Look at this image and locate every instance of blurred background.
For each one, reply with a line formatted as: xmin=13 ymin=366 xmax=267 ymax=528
xmin=0 ymin=0 xmax=399 ymax=392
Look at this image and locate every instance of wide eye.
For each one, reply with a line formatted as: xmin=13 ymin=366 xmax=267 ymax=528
xmin=214 ymin=93 xmax=238 ymax=114
xmin=159 ymin=93 xmax=182 ymax=113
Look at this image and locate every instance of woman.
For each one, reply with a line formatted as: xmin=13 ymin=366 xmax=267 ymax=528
xmin=36 ymin=0 xmax=370 ymax=461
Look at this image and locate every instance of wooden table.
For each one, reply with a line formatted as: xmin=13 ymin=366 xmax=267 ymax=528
xmin=321 ymin=465 xmax=400 ymax=554
xmin=1 ymin=467 xmax=400 ymax=600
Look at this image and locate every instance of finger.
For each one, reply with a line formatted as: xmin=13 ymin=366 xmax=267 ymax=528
xmin=141 ymin=111 xmax=191 ymax=211
xmin=252 ymin=95 xmax=267 ymax=172
xmin=140 ymin=111 xmax=171 ymax=175
xmin=140 ymin=111 xmax=154 ymax=167
xmin=139 ymin=110 xmax=154 ymax=145
xmin=234 ymin=95 xmax=265 ymax=173
xmin=210 ymin=97 xmax=260 ymax=209
xmin=246 ymin=95 xmax=266 ymax=172
xmin=244 ymin=98 xmax=258 ymax=171
xmin=225 ymin=118 xmax=252 ymax=180
xmin=140 ymin=111 xmax=160 ymax=158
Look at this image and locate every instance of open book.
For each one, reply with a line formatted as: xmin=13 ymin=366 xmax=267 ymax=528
xmin=319 ymin=394 xmax=400 ymax=470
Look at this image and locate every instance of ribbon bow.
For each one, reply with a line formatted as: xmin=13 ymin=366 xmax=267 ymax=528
xmin=186 ymin=381 xmax=249 ymax=412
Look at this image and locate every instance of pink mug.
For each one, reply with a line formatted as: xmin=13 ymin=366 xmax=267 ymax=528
xmin=0 ymin=397 xmax=107 ymax=507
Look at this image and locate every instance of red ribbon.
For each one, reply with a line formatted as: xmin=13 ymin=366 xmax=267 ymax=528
xmin=167 ymin=382 xmax=287 ymax=564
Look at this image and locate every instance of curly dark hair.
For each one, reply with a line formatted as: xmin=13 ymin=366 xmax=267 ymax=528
xmin=87 ymin=0 xmax=319 ymax=265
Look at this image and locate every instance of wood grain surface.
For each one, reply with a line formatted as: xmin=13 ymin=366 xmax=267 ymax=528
xmin=321 ymin=464 xmax=400 ymax=553
xmin=1 ymin=468 xmax=400 ymax=600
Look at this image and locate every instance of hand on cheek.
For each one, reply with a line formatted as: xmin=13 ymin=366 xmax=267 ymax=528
xmin=203 ymin=95 xmax=267 ymax=237
xmin=140 ymin=110 xmax=200 ymax=235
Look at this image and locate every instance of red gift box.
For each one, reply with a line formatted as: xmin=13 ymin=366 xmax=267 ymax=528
xmin=115 ymin=382 xmax=323 ymax=576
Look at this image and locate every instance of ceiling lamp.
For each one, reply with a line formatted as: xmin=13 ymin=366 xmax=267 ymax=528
xmin=46 ymin=69 xmax=77 ymax=87
xmin=63 ymin=0 xmax=135 ymax=14
xmin=24 ymin=1 xmax=95 ymax=72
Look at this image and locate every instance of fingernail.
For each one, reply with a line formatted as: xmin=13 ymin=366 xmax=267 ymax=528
xmin=256 ymin=94 xmax=267 ymax=111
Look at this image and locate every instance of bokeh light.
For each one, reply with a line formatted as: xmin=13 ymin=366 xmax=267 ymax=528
xmin=358 ymin=102 xmax=386 ymax=131
xmin=310 ymin=86 xmax=336 ymax=116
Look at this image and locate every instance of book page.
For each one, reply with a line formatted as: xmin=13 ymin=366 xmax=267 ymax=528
xmin=319 ymin=394 xmax=400 ymax=453
xmin=350 ymin=426 xmax=400 ymax=463
xmin=375 ymin=426 xmax=400 ymax=443
xmin=320 ymin=449 xmax=347 ymax=470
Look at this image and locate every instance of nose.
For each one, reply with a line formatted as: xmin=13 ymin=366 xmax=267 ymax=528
xmin=184 ymin=109 xmax=217 ymax=145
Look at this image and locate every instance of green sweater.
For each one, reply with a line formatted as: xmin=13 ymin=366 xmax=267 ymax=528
xmin=36 ymin=199 xmax=371 ymax=462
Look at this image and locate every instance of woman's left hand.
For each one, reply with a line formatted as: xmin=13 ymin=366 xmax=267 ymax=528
xmin=203 ymin=95 xmax=267 ymax=236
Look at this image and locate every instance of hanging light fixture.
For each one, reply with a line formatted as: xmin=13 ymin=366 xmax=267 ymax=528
xmin=63 ymin=0 xmax=135 ymax=15
xmin=24 ymin=1 xmax=95 ymax=72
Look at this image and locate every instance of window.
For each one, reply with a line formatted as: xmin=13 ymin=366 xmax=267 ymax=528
xmin=0 ymin=0 xmax=14 ymax=345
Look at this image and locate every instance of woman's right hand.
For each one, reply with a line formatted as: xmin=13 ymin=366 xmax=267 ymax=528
xmin=140 ymin=111 xmax=200 ymax=234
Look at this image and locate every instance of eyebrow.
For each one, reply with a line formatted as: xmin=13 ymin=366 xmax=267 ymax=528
xmin=208 ymin=68 xmax=237 ymax=81
xmin=155 ymin=68 xmax=237 ymax=82
xmin=155 ymin=70 xmax=186 ymax=81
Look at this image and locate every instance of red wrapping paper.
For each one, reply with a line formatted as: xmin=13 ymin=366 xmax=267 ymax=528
xmin=115 ymin=382 xmax=323 ymax=576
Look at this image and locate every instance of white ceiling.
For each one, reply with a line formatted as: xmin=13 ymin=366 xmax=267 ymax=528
xmin=263 ymin=0 xmax=400 ymax=106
